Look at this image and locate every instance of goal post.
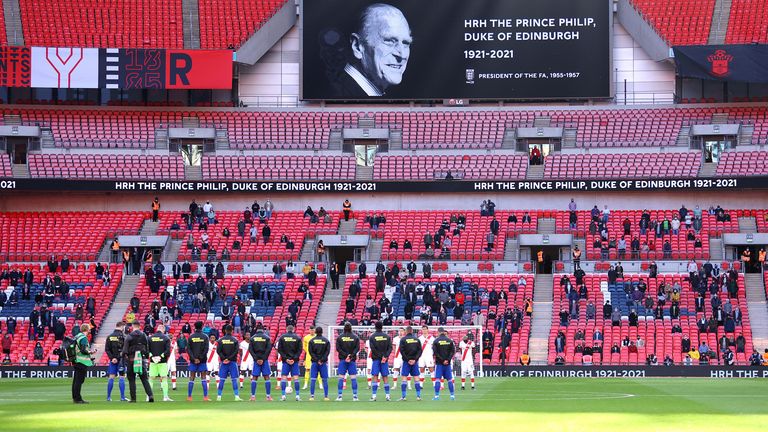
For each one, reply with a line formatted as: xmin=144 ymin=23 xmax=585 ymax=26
xmin=327 ymin=325 xmax=484 ymax=377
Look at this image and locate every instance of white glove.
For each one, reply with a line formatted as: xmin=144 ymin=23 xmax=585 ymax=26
xmin=152 ymin=356 xmax=161 ymax=364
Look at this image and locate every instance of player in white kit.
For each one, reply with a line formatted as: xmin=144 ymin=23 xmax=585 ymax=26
xmin=239 ymin=332 xmax=253 ymax=389
xmin=168 ymin=334 xmax=178 ymax=390
xmin=417 ymin=325 xmax=435 ymax=386
xmin=207 ymin=334 xmax=220 ymax=387
xmin=391 ymin=328 xmax=411 ymax=389
xmin=458 ymin=335 xmax=476 ymax=390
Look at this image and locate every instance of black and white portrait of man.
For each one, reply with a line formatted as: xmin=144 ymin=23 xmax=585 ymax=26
xmin=326 ymin=3 xmax=413 ymax=97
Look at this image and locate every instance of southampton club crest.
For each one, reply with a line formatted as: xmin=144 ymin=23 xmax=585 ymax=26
xmin=707 ymin=49 xmax=733 ymax=78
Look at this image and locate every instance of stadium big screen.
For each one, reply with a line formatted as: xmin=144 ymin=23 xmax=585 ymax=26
xmin=301 ymin=0 xmax=611 ymax=100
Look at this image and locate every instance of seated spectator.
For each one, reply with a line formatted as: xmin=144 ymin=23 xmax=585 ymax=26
xmin=389 ymin=240 xmax=398 ymax=250
xmin=403 ymin=239 xmax=412 ymax=250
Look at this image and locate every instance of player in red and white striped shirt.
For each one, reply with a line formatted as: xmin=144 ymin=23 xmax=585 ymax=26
xmin=391 ymin=328 xmax=411 ymax=389
xmin=207 ymin=334 xmax=220 ymax=387
xmin=238 ymin=332 xmax=253 ymax=389
xmin=418 ymin=326 xmax=435 ymax=386
xmin=458 ymin=335 xmax=476 ymax=390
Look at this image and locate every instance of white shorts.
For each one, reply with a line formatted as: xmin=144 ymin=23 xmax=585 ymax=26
xmin=460 ymin=362 xmax=474 ymax=375
xmin=240 ymin=360 xmax=253 ymax=372
xmin=418 ymin=357 xmax=434 ymax=369
xmin=207 ymin=361 xmax=219 ymax=373
xmin=167 ymin=358 xmax=176 ymax=372
xmin=393 ymin=357 xmax=403 ymax=370
xmin=366 ymin=358 xmax=373 ymax=371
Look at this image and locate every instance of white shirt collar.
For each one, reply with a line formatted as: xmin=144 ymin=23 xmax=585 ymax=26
xmin=344 ymin=64 xmax=383 ymax=97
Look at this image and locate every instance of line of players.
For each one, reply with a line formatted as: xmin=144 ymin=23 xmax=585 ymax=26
xmin=104 ymin=320 xmax=478 ymax=402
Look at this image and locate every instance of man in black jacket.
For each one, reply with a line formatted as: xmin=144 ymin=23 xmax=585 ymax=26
xmin=335 ymin=323 xmax=360 ymax=401
xmin=186 ymin=321 xmax=210 ymax=401
xmin=308 ymin=327 xmax=331 ymax=401
xmin=121 ymin=321 xmax=154 ymax=403
xmin=277 ymin=324 xmax=303 ymax=401
xmin=215 ymin=324 xmax=242 ymax=401
xmin=431 ymin=327 xmax=456 ymax=400
xmin=398 ymin=326 xmax=423 ymax=400
xmin=148 ymin=324 xmax=172 ymax=401
xmin=368 ymin=321 xmax=392 ymax=401
xmin=248 ymin=323 xmax=273 ymax=401
xmin=105 ymin=321 xmax=127 ymax=402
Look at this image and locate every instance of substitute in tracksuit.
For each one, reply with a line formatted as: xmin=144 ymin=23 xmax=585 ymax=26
xmin=105 ymin=321 xmax=127 ymax=402
xmin=368 ymin=321 xmax=393 ymax=401
xmin=277 ymin=324 xmax=303 ymax=400
xmin=432 ymin=327 xmax=456 ymax=400
xmin=307 ymin=327 xmax=331 ymax=400
xmin=248 ymin=323 xmax=273 ymax=401
xmin=121 ymin=321 xmax=154 ymax=403
xmin=186 ymin=321 xmax=210 ymax=400
xmin=147 ymin=325 xmax=172 ymax=401
xmin=335 ymin=322 xmax=361 ymax=400
xmin=398 ymin=326 xmax=423 ymax=400
xmin=216 ymin=325 xmax=242 ymax=401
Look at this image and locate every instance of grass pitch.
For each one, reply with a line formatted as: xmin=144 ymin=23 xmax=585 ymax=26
xmin=0 ymin=377 xmax=766 ymax=431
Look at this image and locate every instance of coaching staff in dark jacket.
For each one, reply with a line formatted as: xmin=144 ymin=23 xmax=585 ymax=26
xmin=122 ymin=321 xmax=154 ymax=402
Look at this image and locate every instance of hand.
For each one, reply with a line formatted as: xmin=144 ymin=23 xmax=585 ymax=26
xmin=346 ymin=355 xmax=352 ymax=362
xmin=223 ymin=359 xmax=230 ymax=364
xmin=443 ymin=360 xmax=449 ymax=366
xmin=382 ymin=357 xmax=388 ymax=363
xmin=152 ymin=356 xmax=161 ymax=364
xmin=194 ymin=359 xmax=200 ymax=365
xmin=408 ymin=360 xmax=415 ymax=366
xmin=111 ymin=358 xmax=118 ymax=364
xmin=287 ymin=359 xmax=295 ymax=365
xmin=256 ymin=360 xmax=263 ymax=365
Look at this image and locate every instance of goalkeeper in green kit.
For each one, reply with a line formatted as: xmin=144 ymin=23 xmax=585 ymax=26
xmin=148 ymin=324 xmax=173 ymax=401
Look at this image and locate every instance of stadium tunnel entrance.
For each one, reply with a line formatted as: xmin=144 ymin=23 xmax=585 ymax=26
xmin=326 ymin=246 xmax=358 ymax=274
xmin=529 ymin=245 xmax=561 ymax=274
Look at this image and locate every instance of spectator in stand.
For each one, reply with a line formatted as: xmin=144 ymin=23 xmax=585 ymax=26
xmin=316 ymin=240 xmax=326 ymax=261
xmin=389 ymin=239 xmax=398 ymax=250
xmin=522 ymin=212 xmax=531 ymax=225
xmin=262 ymin=223 xmax=271 ymax=244
xmin=622 ymin=217 xmax=631 ymax=236
xmin=263 ymin=199 xmax=274 ymax=219
xmin=490 ymin=216 xmax=500 ymax=236
xmin=151 ymin=197 xmax=160 ymax=222
xmin=671 ymin=215 xmax=681 ymax=235
xmin=529 ymin=146 xmax=542 ymax=165
xmin=342 ymin=199 xmax=352 ymax=221
xmin=486 ymin=232 xmax=495 ymax=252
xmin=662 ymin=240 xmax=672 ymax=259
xmin=403 ymin=239 xmax=412 ymax=250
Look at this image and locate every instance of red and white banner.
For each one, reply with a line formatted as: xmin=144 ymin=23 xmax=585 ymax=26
xmin=31 ymin=47 xmax=100 ymax=88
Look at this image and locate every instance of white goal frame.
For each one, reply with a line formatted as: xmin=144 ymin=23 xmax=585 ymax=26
xmin=327 ymin=325 xmax=484 ymax=377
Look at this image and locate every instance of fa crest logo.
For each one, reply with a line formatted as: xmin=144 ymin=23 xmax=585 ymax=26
xmin=707 ymin=49 xmax=733 ymax=78
xmin=465 ymin=69 xmax=475 ymax=84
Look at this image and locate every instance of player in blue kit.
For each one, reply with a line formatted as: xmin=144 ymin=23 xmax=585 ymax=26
xmin=431 ymin=327 xmax=456 ymax=400
xmin=335 ymin=322 xmax=361 ymax=401
xmin=368 ymin=321 xmax=392 ymax=401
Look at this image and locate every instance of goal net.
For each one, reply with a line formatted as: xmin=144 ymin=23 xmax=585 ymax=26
xmin=327 ymin=325 xmax=484 ymax=377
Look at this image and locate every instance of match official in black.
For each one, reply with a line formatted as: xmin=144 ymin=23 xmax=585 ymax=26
xmin=122 ymin=320 xmax=154 ymax=403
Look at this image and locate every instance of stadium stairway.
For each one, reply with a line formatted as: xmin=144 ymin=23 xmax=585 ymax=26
xmin=708 ymin=0 xmax=732 ymax=44
xmin=91 ymin=274 xmax=142 ymax=361
xmin=738 ymin=216 xmax=757 ymax=233
xmin=181 ymin=0 xmax=201 ymax=49
xmin=162 ymin=238 xmax=182 ymax=261
xmin=139 ymin=219 xmax=160 ymax=236
xmin=504 ymin=237 xmax=519 ymax=261
xmin=300 ymin=238 xmax=315 ymax=262
xmin=527 ymin=274 xmax=554 ymax=364
xmin=537 ymin=218 xmax=556 ymax=234
xmin=526 ymin=165 xmax=544 ymax=180
xmin=2 ymin=0 xmax=24 ymax=46
xmin=11 ymin=163 xmax=29 ymax=178
xmin=699 ymin=162 xmax=718 ymax=178
xmin=355 ymin=165 xmax=373 ymax=180
xmin=185 ymin=165 xmax=202 ymax=181
xmin=315 ymin=275 xmax=344 ymax=328
xmin=744 ymin=273 xmax=768 ymax=351
xmin=709 ymin=237 xmax=724 ymax=261
xmin=367 ymin=238 xmax=383 ymax=261
xmin=338 ymin=219 xmax=357 ymax=235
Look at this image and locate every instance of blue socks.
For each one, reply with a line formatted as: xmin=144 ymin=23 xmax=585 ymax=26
xmin=401 ymin=382 xmax=407 ymax=398
xmin=384 ymin=384 xmax=390 ymax=396
xmin=372 ymin=382 xmax=378 ymax=396
xmin=351 ymin=378 xmax=358 ymax=397
xmin=251 ymin=380 xmax=257 ymax=396
xmin=187 ymin=381 xmax=194 ymax=397
xmin=415 ymin=382 xmax=422 ymax=398
xmin=281 ymin=380 xmax=287 ymax=396
xmin=202 ymin=380 xmax=209 ymax=397
xmin=265 ymin=380 xmax=271 ymax=396
xmin=448 ymin=381 xmax=455 ymax=396
xmin=119 ymin=377 xmax=125 ymax=399
xmin=107 ymin=378 xmax=114 ymax=399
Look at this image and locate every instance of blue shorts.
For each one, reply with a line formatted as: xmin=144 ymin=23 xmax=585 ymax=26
xmin=280 ymin=361 xmax=300 ymax=376
xmin=188 ymin=361 xmax=208 ymax=373
xmin=107 ymin=360 xmax=125 ymax=376
xmin=251 ymin=361 xmax=271 ymax=377
xmin=400 ymin=361 xmax=420 ymax=377
xmin=310 ymin=363 xmax=328 ymax=379
xmin=219 ymin=362 xmax=239 ymax=380
xmin=337 ymin=360 xmax=358 ymax=376
xmin=434 ymin=363 xmax=453 ymax=381
xmin=371 ymin=360 xmax=389 ymax=377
